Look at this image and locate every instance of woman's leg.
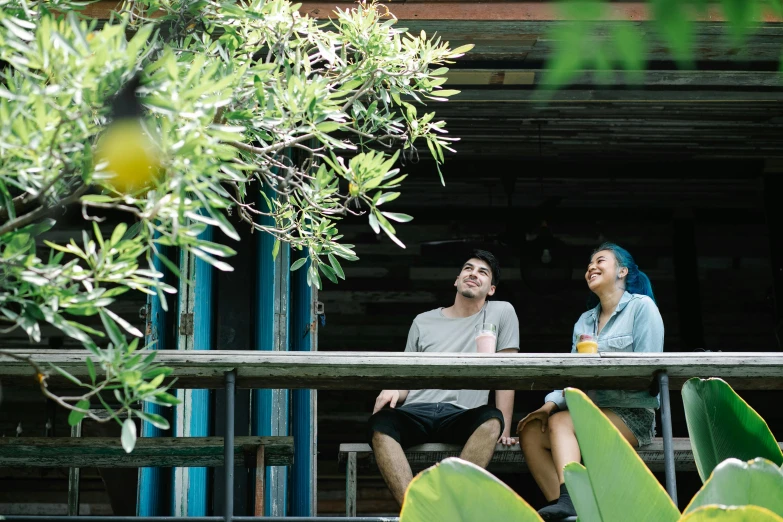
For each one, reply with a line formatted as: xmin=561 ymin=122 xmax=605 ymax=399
xmin=525 ymin=409 xmax=640 ymax=520
xmin=548 ymin=412 xmax=581 ymax=485
xmin=600 ymin=408 xmax=640 ymax=447
xmin=519 ymin=419 xmax=560 ymax=501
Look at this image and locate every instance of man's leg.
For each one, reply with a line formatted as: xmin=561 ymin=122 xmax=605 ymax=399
xmin=367 ymin=404 xmax=432 ymax=507
xmin=372 ymin=431 xmax=413 ymax=505
xmin=438 ymin=404 xmax=504 ymax=468
xmin=459 ymin=417 xmax=502 ymax=467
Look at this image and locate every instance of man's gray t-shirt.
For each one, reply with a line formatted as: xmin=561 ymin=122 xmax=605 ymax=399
xmin=403 ymin=301 xmax=520 ymax=410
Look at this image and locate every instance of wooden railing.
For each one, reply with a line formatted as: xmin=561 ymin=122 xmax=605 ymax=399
xmin=2 ymin=350 xmax=781 ymax=390
xmin=1 ymin=349 xmax=781 ymax=514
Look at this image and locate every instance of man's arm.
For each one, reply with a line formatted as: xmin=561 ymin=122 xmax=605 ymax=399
xmin=373 ymin=389 xmax=409 ymax=414
xmin=495 ymin=388 xmax=515 ymax=446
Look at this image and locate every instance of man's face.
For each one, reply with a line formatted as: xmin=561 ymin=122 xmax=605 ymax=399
xmin=454 ymin=258 xmax=496 ymax=299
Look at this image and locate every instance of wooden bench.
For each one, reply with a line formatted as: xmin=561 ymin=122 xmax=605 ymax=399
xmin=338 ymin=439 xmax=783 ymax=517
xmin=0 ymin=436 xmax=293 ymax=515
xmin=0 ymin=436 xmax=293 ymax=468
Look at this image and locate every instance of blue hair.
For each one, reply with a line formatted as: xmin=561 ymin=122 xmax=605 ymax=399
xmin=587 ymin=242 xmax=656 ymax=308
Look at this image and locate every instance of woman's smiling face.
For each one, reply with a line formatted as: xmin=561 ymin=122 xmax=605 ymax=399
xmin=586 ymin=249 xmax=627 ymax=292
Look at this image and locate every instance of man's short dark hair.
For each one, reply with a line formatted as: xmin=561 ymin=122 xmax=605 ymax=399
xmin=466 ymin=249 xmax=500 ymax=287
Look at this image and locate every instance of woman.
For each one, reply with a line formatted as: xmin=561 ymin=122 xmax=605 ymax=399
xmin=517 ymin=243 xmax=664 ymax=521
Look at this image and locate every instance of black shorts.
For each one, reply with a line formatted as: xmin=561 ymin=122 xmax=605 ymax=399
xmin=367 ymin=402 xmax=504 ymax=448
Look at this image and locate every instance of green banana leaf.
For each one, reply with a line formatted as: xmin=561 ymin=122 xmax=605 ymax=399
xmin=400 ymin=457 xmax=543 ymax=522
xmin=682 ymin=458 xmax=783 ymax=517
xmin=682 ymin=378 xmax=783 ymax=481
xmin=564 ymin=388 xmax=680 ymax=522
xmin=563 ymin=462 xmax=602 ymax=521
xmin=679 ymin=505 xmax=783 ymax=522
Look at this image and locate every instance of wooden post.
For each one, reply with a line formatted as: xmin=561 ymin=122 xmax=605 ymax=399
xmin=254 ymin=445 xmax=265 ymax=516
xmin=67 ymin=421 xmax=82 ymax=516
xmin=291 ymin=246 xmax=318 ymax=516
xmin=764 ymin=161 xmax=783 ymax=327
xmin=672 ymin=208 xmax=705 ymax=350
xmin=138 ymin=236 xmax=169 ymax=516
xmin=253 ymin=182 xmax=290 ymax=517
xmin=174 ymin=223 xmax=213 ymax=517
xmin=346 ymin=451 xmax=357 ymax=517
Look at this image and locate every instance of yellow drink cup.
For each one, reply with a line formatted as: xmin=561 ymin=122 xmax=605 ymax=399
xmin=576 ymin=334 xmax=598 ymax=353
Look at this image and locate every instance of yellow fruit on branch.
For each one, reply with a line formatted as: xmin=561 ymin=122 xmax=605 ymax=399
xmin=95 ymin=119 xmax=161 ymax=194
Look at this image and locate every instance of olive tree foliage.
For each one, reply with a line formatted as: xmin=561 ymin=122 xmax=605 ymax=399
xmin=546 ymin=0 xmax=783 ymax=87
xmin=0 ymin=0 xmax=469 ymax=449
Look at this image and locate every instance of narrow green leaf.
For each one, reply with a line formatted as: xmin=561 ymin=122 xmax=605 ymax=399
xmin=328 ymin=253 xmax=345 ymax=279
xmin=191 ymin=247 xmax=235 ymax=272
xmin=316 ymin=121 xmax=342 ymax=133
xmin=290 ymin=258 xmax=307 ymax=271
xmin=110 ymin=223 xmax=128 ymax=246
xmin=50 ymin=363 xmax=84 ymax=387
xmin=563 ymin=463 xmax=601 ymax=522
xmin=152 ymin=391 xmax=180 ymax=405
xmin=318 ymin=262 xmax=338 ymax=284
xmin=652 ymin=0 xmax=694 ymax=67
xmin=103 ymin=308 xmax=143 ymax=338
xmin=449 ymin=44 xmax=475 ymax=56
xmin=564 ymin=388 xmax=679 ymax=522
xmin=368 ymin=212 xmax=380 ymax=234
xmin=381 ymin=212 xmax=413 ymax=223
xmin=67 ymin=399 xmax=90 ymax=426
xmin=431 ymin=89 xmax=461 ymax=98
xmin=136 ymin=409 xmax=170 ymax=430
xmin=85 ymin=357 xmax=96 ymax=384
xmin=99 ymin=309 xmax=125 ymax=347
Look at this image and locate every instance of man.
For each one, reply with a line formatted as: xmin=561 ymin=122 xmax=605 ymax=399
xmin=367 ymin=249 xmax=520 ymax=506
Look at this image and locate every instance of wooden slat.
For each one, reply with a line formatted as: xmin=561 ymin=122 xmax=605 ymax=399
xmin=2 ymin=350 xmax=782 ymax=390
xmin=444 ymin=70 xmax=783 ymax=89
xmin=300 ymin=3 xmax=783 ymax=22
xmin=0 ymin=436 xmax=294 ymax=468
xmin=338 ymin=439 xmax=783 ymax=473
xmin=78 ymin=1 xmax=783 ymax=22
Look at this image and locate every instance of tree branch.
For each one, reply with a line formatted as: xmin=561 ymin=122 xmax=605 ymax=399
xmin=0 ymin=184 xmax=89 ymax=237
xmin=228 ymin=133 xmax=316 ymax=156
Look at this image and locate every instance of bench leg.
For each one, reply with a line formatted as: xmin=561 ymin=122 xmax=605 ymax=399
xmin=67 ymin=421 xmax=82 ymax=516
xmin=346 ymin=451 xmax=357 ymax=517
xmin=658 ymin=371 xmax=678 ymax=506
xmin=224 ymin=370 xmax=236 ymax=522
xmin=255 ymin=446 xmax=265 ymax=516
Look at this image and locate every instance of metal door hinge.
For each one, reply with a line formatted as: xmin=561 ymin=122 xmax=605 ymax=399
xmin=179 ymin=312 xmax=194 ymax=336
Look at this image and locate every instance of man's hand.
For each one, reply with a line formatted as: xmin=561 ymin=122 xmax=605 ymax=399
xmin=498 ymin=429 xmax=517 ymax=446
xmin=373 ymin=390 xmax=401 ymax=414
xmin=516 ymin=402 xmax=558 ymax=435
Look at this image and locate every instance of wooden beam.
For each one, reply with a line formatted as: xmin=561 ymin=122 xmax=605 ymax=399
xmin=444 ymin=70 xmax=783 ymax=88
xmin=300 ymin=3 xmax=783 ymax=22
xmin=0 ymin=436 xmax=294 ymax=468
xmin=79 ymin=1 xmax=783 ymax=22
xmin=2 ymin=350 xmax=783 ymax=390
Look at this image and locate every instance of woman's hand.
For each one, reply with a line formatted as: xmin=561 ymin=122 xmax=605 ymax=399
xmin=517 ymin=403 xmax=558 ymax=435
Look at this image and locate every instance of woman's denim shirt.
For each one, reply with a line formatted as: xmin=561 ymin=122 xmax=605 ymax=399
xmin=545 ymin=292 xmax=664 ymax=410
